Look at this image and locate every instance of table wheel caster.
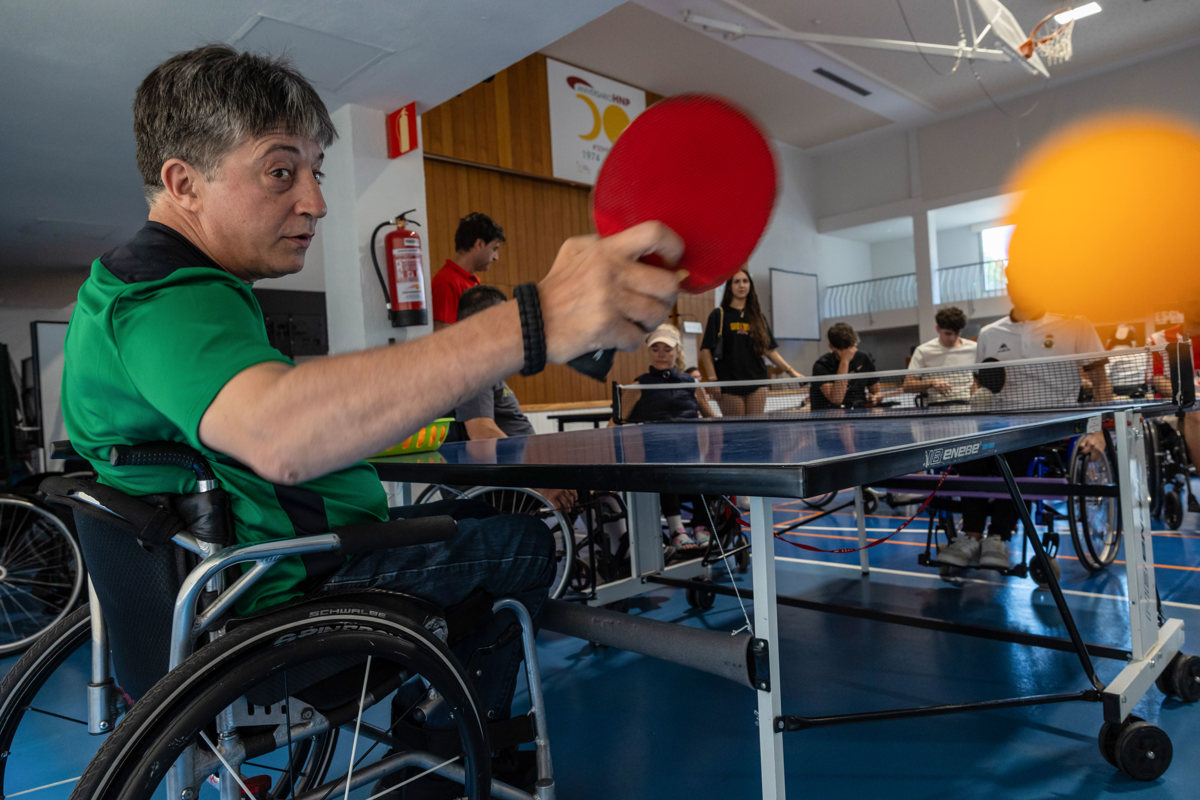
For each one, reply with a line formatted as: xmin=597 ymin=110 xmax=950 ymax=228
xmin=685 ymin=579 xmax=716 ymax=610
xmin=1098 ymin=715 xmax=1173 ymax=781
xmin=1155 ymin=652 xmax=1200 ymax=703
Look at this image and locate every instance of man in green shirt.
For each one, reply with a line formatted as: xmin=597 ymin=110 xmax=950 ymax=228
xmin=62 ymin=44 xmax=683 ymax=733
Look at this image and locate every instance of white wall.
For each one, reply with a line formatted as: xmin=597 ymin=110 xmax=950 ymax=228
xmin=320 ymin=104 xmax=432 ymax=355
xmin=820 ymin=46 xmax=1200 ymax=230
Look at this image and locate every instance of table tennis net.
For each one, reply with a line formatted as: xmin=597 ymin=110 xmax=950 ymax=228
xmin=612 ymin=341 xmax=1195 ymax=424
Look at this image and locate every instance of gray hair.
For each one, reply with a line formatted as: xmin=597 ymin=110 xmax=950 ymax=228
xmin=133 ymin=44 xmax=337 ymax=205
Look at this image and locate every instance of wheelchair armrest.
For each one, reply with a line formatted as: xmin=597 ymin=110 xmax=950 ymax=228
xmin=334 ymin=515 xmax=457 ymax=555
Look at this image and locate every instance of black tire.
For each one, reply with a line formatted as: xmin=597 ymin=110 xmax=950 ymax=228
xmin=0 ymin=605 xmax=104 ymax=797
xmin=463 ymin=486 xmax=576 ymax=600
xmin=1114 ymin=719 xmax=1173 ymax=781
xmin=1143 ymin=420 xmax=1164 ymax=517
xmin=1156 ymin=652 xmax=1200 ymax=703
xmin=0 ymin=494 xmax=85 ymax=655
xmin=801 ymin=491 xmax=837 ymax=509
xmin=1028 ymin=555 xmax=1062 ymax=589
xmin=1067 ymin=436 xmax=1121 ymax=573
xmin=71 ymin=598 xmax=490 ymax=800
xmin=1163 ymin=490 xmax=1184 ymax=531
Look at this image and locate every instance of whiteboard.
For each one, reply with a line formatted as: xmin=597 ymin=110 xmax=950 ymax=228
xmin=31 ymin=320 xmax=68 ymax=473
xmin=769 ymin=269 xmax=820 ymax=341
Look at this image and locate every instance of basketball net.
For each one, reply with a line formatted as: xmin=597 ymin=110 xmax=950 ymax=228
xmin=1019 ymin=10 xmax=1075 ymax=66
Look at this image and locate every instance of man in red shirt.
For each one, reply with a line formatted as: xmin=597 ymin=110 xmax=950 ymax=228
xmin=431 ymin=212 xmax=505 ymax=330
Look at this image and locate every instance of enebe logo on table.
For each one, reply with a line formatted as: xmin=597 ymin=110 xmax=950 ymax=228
xmin=923 ymin=440 xmax=996 ymax=469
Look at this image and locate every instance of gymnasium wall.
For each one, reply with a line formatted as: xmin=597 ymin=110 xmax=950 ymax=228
xmin=417 ymin=53 xmax=723 ymax=406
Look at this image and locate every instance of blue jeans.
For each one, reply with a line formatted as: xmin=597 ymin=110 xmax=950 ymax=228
xmin=324 ymin=500 xmax=556 ymax=720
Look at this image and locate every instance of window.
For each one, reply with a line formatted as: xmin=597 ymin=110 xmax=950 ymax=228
xmin=979 ymin=224 xmax=1014 ymax=296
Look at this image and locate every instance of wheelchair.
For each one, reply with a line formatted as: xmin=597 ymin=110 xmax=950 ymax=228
xmin=0 ymin=486 xmax=83 ymax=655
xmin=1143 ymin=414 xmax=1196 ymax=530
xmin=915 ymin=428 xmax=1121 ymax=583
xmin=0 ymin=442 xmax=552 ymax=800
xmin=415 ymin=483 xmax=635 ymax=601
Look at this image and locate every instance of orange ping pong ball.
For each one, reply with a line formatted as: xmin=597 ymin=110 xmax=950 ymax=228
xmin=1004 ymin=112 xmax=1200 ymax=322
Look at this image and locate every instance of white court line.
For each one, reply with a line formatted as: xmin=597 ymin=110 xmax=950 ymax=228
xmin=773 ymin=554 xmax=1200 ymax=613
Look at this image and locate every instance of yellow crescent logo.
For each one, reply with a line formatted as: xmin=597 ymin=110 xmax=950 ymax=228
xmin=576 ymin=93 xmax=601 ymax=140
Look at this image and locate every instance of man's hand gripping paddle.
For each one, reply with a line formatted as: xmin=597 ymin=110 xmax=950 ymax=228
xmin=567 ymin=94 xmax=778 ymax=379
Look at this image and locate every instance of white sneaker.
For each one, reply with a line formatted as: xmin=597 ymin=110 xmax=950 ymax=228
xmin=938 ymin=536 xmax=981 ymax=567
xmin=979 ymin=536 xmax=1012 ymax=570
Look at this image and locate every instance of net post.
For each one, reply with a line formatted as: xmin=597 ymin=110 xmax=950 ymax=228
xmin=610 ymin=380 xmax=623 ymax=425
xmin=1168 ymin=339 xmax=1196 ymax=408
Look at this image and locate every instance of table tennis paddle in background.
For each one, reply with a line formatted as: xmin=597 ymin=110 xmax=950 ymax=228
xmin=567 ymin=93 xmax=778 ymax=380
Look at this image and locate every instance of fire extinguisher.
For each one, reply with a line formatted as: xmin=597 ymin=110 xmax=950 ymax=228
xmin=371 ymin=209 xmax=428 ymax=327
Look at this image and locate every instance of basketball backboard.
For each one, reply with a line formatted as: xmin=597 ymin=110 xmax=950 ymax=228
xmin=974 ymin=0 xmax=1050 ymax=77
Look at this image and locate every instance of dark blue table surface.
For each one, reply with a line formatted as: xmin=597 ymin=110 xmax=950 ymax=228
xmin=373 ymin=410 xmax=1101 ymax=498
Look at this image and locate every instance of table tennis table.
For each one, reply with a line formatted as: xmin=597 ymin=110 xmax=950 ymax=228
xmin=374 ymin=406 xmax=1190 ymax=797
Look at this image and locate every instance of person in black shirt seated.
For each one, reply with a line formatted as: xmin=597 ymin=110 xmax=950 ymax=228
xmin=810 ymin=322 xmax=880 ymax=410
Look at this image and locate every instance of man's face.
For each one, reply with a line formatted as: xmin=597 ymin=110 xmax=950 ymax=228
xmin=469 ymin=238 xmax=503 ymax=273
xmin=191 ymin=131 xmax=326 ymax=282
xmin=936 ymin=326 xmax=960 ymax=348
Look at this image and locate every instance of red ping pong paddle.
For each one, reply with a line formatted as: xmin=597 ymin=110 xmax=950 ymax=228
xmin=568 ymin=94 xmax=778 ymax=379
xmin=591 ymin=93 xmax=778 ymax=294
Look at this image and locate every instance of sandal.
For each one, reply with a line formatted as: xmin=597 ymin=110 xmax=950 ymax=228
xmin=671 ymin=530 xmax=698 ymax=549
xmin=692 ymin=525 xmax=712 ymax=547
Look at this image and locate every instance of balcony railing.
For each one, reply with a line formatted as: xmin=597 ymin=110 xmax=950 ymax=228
xmin=822 ymin=260 xmax=1008 ymax=319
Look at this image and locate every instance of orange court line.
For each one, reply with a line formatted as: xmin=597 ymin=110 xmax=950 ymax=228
xmin=772 ymin=529 xmax=1200 ymax=571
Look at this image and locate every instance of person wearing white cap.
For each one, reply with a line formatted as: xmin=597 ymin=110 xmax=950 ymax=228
xmin=620 ymin=323 xmax=712 ymax=550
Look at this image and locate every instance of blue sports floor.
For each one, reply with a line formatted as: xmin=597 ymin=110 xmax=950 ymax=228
xmin=5 ymin=484 xmax=1200 ymax=799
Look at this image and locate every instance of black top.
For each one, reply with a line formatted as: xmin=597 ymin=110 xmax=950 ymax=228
xmin=809 ymin=351 xmax=879 ymax=410
xmin=701 ymin=306 xmax=778 ymax=382
xmin=627 ymin=367 xmax=700 ymax=422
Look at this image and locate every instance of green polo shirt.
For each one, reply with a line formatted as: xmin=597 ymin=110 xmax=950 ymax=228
xmin=62 ymin=222 xmax=387 ymax=613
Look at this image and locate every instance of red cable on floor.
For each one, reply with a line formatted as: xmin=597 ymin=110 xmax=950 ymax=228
xmin=773 ymin=471 xmax=950 ymax=554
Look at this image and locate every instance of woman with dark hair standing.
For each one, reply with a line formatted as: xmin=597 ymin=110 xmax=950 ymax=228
xmin=699 ymin=268 xmax=803 ymax=416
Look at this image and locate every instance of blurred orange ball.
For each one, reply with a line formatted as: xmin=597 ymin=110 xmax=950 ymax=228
xmin=1005 ymin=113 xmax=1200 ymax=323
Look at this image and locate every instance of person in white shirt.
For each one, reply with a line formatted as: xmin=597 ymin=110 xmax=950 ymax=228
xmin=940 ymin=303 xmax=1110 ymax=570
xmin=902 ymin=306 xmax=977 ymax=403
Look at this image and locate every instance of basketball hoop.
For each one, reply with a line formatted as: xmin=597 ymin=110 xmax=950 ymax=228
xmin=1019 ymin=9 xmax=1075 ymax=66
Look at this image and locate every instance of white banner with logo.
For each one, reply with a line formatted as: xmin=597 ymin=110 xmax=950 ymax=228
xmin=546 ymin=58 xmax=646 ymax=185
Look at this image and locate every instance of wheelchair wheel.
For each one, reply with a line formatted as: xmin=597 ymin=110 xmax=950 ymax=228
xmin=463 ymin=486 xmax=576 ymax=600
xmin=1067 ymin=436 xmax=1121 ymax=573
xmin=0 ymin=493 xmax=85 ymax=655
xmin=71 ymin=597 xmax=490 ymax=800
xmin=1142 ymin=419 xmax=1163 ymax=517
xmin=415 ymin=483 xmax=468 ymax=504
xmin=0 ymin=605 xmax=104 ymax=797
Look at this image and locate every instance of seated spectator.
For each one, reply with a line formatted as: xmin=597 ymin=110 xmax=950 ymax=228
xmin=810 ymin=322 xmax=880 ymax=410
xmin=622 ymin=323 xmax=712 ymax=549
xmin=902 ymin=306 xmax=977 ymax=403
xmin=453 ymin=285 xmax=574 ymax=512
xmin=686 ymin=365 xmax=716 ymax=417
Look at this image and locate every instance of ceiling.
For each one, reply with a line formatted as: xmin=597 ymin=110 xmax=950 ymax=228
xmin=3 ymin=0 xmax=1199 ymax=304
